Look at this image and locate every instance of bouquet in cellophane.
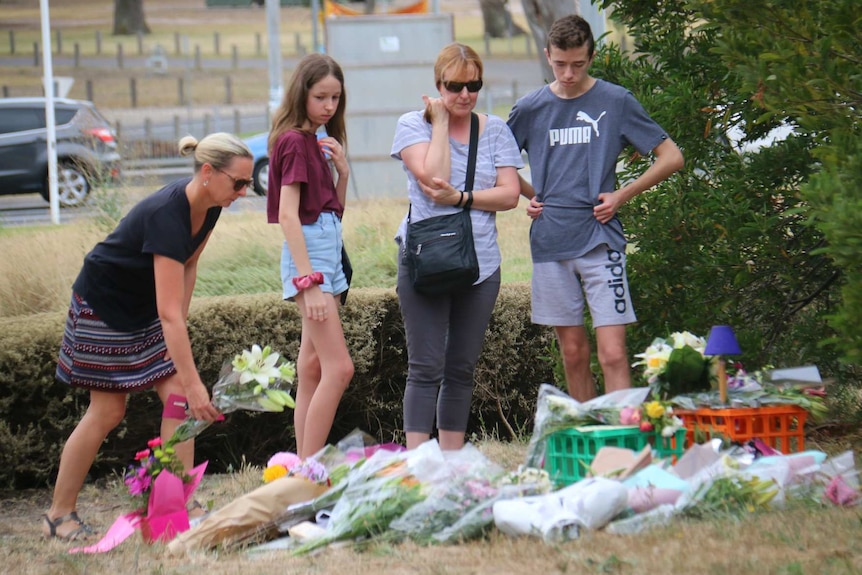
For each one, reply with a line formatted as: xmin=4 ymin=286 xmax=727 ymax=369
xmin=170 ymin=344 xmax=296 ymax=444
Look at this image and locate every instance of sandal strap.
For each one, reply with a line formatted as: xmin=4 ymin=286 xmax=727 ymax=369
xmin=43 ymin=511 xmax=95 ymax=540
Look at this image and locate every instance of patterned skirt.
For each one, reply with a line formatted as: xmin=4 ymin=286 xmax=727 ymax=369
xmin=56 ymin=292 xmax=176 ymax=392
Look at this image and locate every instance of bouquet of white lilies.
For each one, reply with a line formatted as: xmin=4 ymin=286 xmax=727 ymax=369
xmin=170 ymin=345 xmax=296 ymax=444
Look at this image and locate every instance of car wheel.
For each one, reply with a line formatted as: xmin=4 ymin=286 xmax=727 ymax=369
xmin=46 ymin=161 xmax=91 ymax=207
xmin=252 ymin=159 xmax=269 ymax=196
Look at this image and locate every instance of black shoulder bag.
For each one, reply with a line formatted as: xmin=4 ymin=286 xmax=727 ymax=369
xmin=405 ymin=113 xmax=480 ymax=297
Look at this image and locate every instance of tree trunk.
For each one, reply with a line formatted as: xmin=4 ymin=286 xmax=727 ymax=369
xmin=519 ymin=0 xmax=577 ymax=83
xmin=114 ymin=0 xmax=151 ymax=36
xmin=479 ymin=0 xmax=526 ymax=39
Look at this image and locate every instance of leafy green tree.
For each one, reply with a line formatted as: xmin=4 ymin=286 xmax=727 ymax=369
xmin=695 ymin=0 xmax=862 ymax=364
xmin=590 ymin=0 xmax=853 ymax=380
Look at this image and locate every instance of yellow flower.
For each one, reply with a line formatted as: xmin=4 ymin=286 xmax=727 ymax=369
xmin=262 ymin=464 xmax=288 ymax=483
xmin=646 ymin=401 xmax=666 ymax=420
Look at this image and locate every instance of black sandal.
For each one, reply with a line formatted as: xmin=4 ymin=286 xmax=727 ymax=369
xmin=42 ymin=512 xmax=95 ymax=541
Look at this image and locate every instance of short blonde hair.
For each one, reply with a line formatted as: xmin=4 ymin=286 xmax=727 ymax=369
xmin=178 ymin=132 xmax=252 ymax=172
xmin=433 ymin=42 xmax=483 ymax=87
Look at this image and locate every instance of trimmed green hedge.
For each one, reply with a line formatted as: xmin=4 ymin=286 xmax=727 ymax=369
xmin=0 ymin=284 xmax=553 ymax=489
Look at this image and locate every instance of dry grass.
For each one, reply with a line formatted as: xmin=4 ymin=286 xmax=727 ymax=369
xmin=2 ymin=439 xmax=861 ymax=575
xmin=0 ymin=193 xmax=534 ymax=318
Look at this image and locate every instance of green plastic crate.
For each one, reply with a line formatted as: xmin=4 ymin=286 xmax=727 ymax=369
xmin=544 ymin=425 xmax=647 ymax=486
xmin=649 ymin=428 xmax=687 ymax=462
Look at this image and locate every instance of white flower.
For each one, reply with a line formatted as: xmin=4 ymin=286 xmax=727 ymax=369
xmin=233 ymin=344 xmax=283 ymax=388
xmin=661 ymin=425 xmax=676 ymax=438
xmin=669 ymin=331 xmax=706 ymax=353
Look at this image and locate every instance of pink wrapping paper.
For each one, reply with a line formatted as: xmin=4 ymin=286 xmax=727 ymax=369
xmin=68 ymin=461 xmax=208 ymax=553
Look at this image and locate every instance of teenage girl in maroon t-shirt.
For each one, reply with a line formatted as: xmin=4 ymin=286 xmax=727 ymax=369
xmin=266 ymin=53 xmax=353 ymax=459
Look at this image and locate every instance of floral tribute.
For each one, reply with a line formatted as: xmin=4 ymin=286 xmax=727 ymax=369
xmin=69 ymin=345 xmax=295 ymax=555
xmin=124 ymin=437 xmax=190 ymax=511
xmin=632 ymin=331 xmax=714 ymax=398
xmin=170 ymin=344 xmax=296 ymax=444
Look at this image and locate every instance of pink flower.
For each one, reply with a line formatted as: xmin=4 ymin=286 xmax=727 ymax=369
xmin=267 ymin=451 xmax=301 ymax=471
xmin=639 ymin=421 xmax=654 ymax=432
xmin=134 ymin=449 xmax=151 ymax=461
xmin=620 ymin=406 xmax=642 ymax=425
xmin=147 ymin=437 xmax=163 ymax=448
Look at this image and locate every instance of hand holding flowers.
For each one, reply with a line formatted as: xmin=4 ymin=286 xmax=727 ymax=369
xmin=170 ymin=344 xmax=296 ymax=444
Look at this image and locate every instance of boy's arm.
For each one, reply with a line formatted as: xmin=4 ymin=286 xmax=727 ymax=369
xmin=594 ymin=137 xmax=684 ymax=224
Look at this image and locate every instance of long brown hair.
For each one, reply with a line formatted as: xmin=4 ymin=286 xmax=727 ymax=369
xmin=268 ymin=53 xmax=347 ymax=154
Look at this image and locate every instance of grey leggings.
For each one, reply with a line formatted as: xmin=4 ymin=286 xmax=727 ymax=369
xmin=397 ymin=260 xmax=501 ymax=434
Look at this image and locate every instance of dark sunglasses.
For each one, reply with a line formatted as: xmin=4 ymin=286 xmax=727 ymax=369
xmin=442 ymin=79 xmax=483 ymax=93
xmin=215 ymin=167 xmax=253 ymax=192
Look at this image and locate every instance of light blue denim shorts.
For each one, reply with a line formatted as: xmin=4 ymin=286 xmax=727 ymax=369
xmin=281 ymin=212 xmax=348 ymax=300
xmin=531 ymin=243 xmax=637 ymax=327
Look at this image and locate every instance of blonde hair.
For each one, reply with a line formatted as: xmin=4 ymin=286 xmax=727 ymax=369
xmin=433 ymin=42 xmax=483 ymax=87
xmin=178 ymin=132 xmax=252 ymax=172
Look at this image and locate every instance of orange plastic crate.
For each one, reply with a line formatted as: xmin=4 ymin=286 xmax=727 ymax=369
xmin=676 ymin=405 xmax=807 ymax=454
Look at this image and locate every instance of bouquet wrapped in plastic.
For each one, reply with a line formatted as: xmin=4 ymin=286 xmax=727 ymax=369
xmin=291 ymin=441 xmax=448 ymax=555
xmin=390 ymin=446 xmax=553 ymax=545
xmin=170 ymin=344 xmax=296 ymax=444
xmin=524 ymin=384 xmax=650 ymax=469
xmin=632 ymin=331 xmax=714 ymax=398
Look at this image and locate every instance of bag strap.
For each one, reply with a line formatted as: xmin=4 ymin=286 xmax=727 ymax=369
xmin=409 ymin=112 xmax=481 ymax=222
xmin=464 ymin=112 xmax=479 ymax=194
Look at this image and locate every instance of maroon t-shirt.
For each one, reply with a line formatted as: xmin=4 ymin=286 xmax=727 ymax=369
xmin=266 ymin=129 xmax=344 ymax=224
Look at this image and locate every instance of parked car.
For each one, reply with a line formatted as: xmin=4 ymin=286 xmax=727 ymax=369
xmin=243 ymin=131 xmax=269 ymax=196
xmin=0 ymin=97 xmax=121 ymax=207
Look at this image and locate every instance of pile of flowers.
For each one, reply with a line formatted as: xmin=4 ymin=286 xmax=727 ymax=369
xmin=632 ymin=331 xmax=714 ymax=398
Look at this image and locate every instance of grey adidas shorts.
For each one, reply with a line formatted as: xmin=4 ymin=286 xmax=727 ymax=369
xmin=531 ymin=244 xmax=637 ymax=327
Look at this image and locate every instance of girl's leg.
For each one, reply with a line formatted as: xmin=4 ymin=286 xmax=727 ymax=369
xmin=294 ymin=292 xmax=353 ymax=458
xmin=293 ymin=329 xmax=322 ymax=459
xmin=44 ymin=390 xmax=126 ymax=538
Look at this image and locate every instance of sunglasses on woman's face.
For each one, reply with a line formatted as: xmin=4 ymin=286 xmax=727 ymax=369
xmin=441 ymin=79 xmax=483 ymax=93
xmin=215 ymin=167 xmax=253 ymax=192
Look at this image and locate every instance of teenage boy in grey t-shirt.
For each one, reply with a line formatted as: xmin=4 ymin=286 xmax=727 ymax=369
xmin=508 ymin=15 xmax=684 ymax=401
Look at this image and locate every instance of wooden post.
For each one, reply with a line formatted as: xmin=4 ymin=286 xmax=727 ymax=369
xmin=214 ymin=32 xmax=220 ymax=56
xmin=225 ymin=76 xmax=233 ymax=105
xmin=86 ymin=79 xmax=93 ymax=102
xmin=117 ymin=43 xmax=124 ymax=69
xmin=194 ymin=45 xmax=201 ymax=70
xmin=137 ymin=32 xmax=144 ymax=56
xmin=255 ymin=32 xmax=262 ymax=57
xmin=233 ymin=109 xmax=241 ymax=134
xmin=130 ymin=77 xmax=137 ymax=108
xmin=55 ymin=29 xmax=62 ymax=54
xmin=95 ymin=30 xmax=102 ymax=55
xmin=9 ymin=31 xmax=15 ymax=55
xmin=178 ymin=77 xmax=185 ymax=106
xmin=231 ymin=45 xmax=239 ymax=70
xmin=33 ymin=42 xmax=39 ymax=67
xmin=174 ymin=32 xmax=181 ymax=56
xmin=74 ymin=43 xmax=80 ymax=68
